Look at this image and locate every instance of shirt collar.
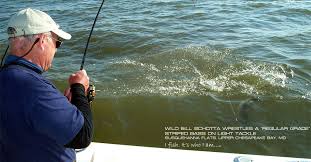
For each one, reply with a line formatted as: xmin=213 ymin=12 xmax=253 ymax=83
xmin=4 ymin=55 xmax=44 ymax=74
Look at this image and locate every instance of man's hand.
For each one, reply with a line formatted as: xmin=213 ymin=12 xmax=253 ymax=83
xmin=64 ymin=87 xmax=72 ymax=102
xmin=68 ymin=70 xmax=89 ymax=94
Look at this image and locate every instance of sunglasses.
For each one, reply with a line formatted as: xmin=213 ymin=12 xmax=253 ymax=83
xmin=48 ymin=36 xmax=63 ymax=48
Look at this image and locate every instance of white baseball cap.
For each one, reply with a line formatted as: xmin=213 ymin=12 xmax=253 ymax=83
xmin=7 ymin=8 xmax=71 ymax=40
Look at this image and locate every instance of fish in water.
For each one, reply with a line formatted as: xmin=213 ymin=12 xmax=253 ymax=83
xmin=238 ymin=98 xmax=261 ymax=123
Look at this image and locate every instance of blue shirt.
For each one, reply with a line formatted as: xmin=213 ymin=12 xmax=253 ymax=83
xmin=0 ymin=55 xmax=84 ymax=162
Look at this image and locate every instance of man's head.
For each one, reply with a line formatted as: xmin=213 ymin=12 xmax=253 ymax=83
xmin=7 ymin=8 xmax=71 ymax=71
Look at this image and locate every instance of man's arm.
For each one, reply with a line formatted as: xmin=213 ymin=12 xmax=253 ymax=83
xmin=64 ymin=83 xmax=93 ymax=148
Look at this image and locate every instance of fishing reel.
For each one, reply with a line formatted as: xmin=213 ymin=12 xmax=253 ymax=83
xmin=87 ymin=84 xmax=96 ymax=103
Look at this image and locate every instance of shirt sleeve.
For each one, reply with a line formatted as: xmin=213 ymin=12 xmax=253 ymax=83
xmin=29 ymin=81 xmax=84 ymax=145
xmin=64 ymin=83 xmax=93 ymax=148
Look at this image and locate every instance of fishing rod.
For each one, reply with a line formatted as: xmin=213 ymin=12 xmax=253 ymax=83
xmin=81 ymin=0 xmax=105 ymax=103
xmin=75 ymin=1 xmax=105 ymax=153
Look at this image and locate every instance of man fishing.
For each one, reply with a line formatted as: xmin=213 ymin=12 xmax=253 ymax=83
xmin=0 ymin=8 xmax=93 ymax=162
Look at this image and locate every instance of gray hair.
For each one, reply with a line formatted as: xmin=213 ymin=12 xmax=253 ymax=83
xmin=8 ymin=32 xmax=51 ymax=51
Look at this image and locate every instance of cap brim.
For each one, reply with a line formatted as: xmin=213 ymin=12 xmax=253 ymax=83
xmin=52 ymin=28 xmax=71 ymax=40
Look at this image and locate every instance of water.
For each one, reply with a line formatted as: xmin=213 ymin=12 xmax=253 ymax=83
xmin=0 ymin=0 xmax=310 ymax=158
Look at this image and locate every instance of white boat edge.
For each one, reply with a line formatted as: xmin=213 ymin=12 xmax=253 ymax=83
xmin=77 ymin=142 xmax=311 ymax=162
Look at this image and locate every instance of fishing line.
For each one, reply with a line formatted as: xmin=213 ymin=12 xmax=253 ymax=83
xmin=229 ymin=97 xmax=238 ymax=122
xmin=226 ymin=90 xmax=238 ymax=122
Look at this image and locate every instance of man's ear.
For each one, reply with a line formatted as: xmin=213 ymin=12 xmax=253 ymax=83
xmin=37 ymin=34 xmax=46 ymax=51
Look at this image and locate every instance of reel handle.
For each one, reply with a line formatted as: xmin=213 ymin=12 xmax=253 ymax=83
xmin=87 ymin=84 xmax=96 ymax=103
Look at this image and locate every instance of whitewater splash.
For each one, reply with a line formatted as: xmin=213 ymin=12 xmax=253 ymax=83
xmin=98 ymin=46 xmax=308 ymax=100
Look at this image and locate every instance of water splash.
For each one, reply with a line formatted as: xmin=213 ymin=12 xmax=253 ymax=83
xmin=96 ymin=45 xmax=309 ymax=100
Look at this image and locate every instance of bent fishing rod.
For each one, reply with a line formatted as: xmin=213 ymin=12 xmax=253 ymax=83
xmin=75 ymin=0 xmax=105 ymax=153
xmin=82 ymin=0 xmax=105 ymax=103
